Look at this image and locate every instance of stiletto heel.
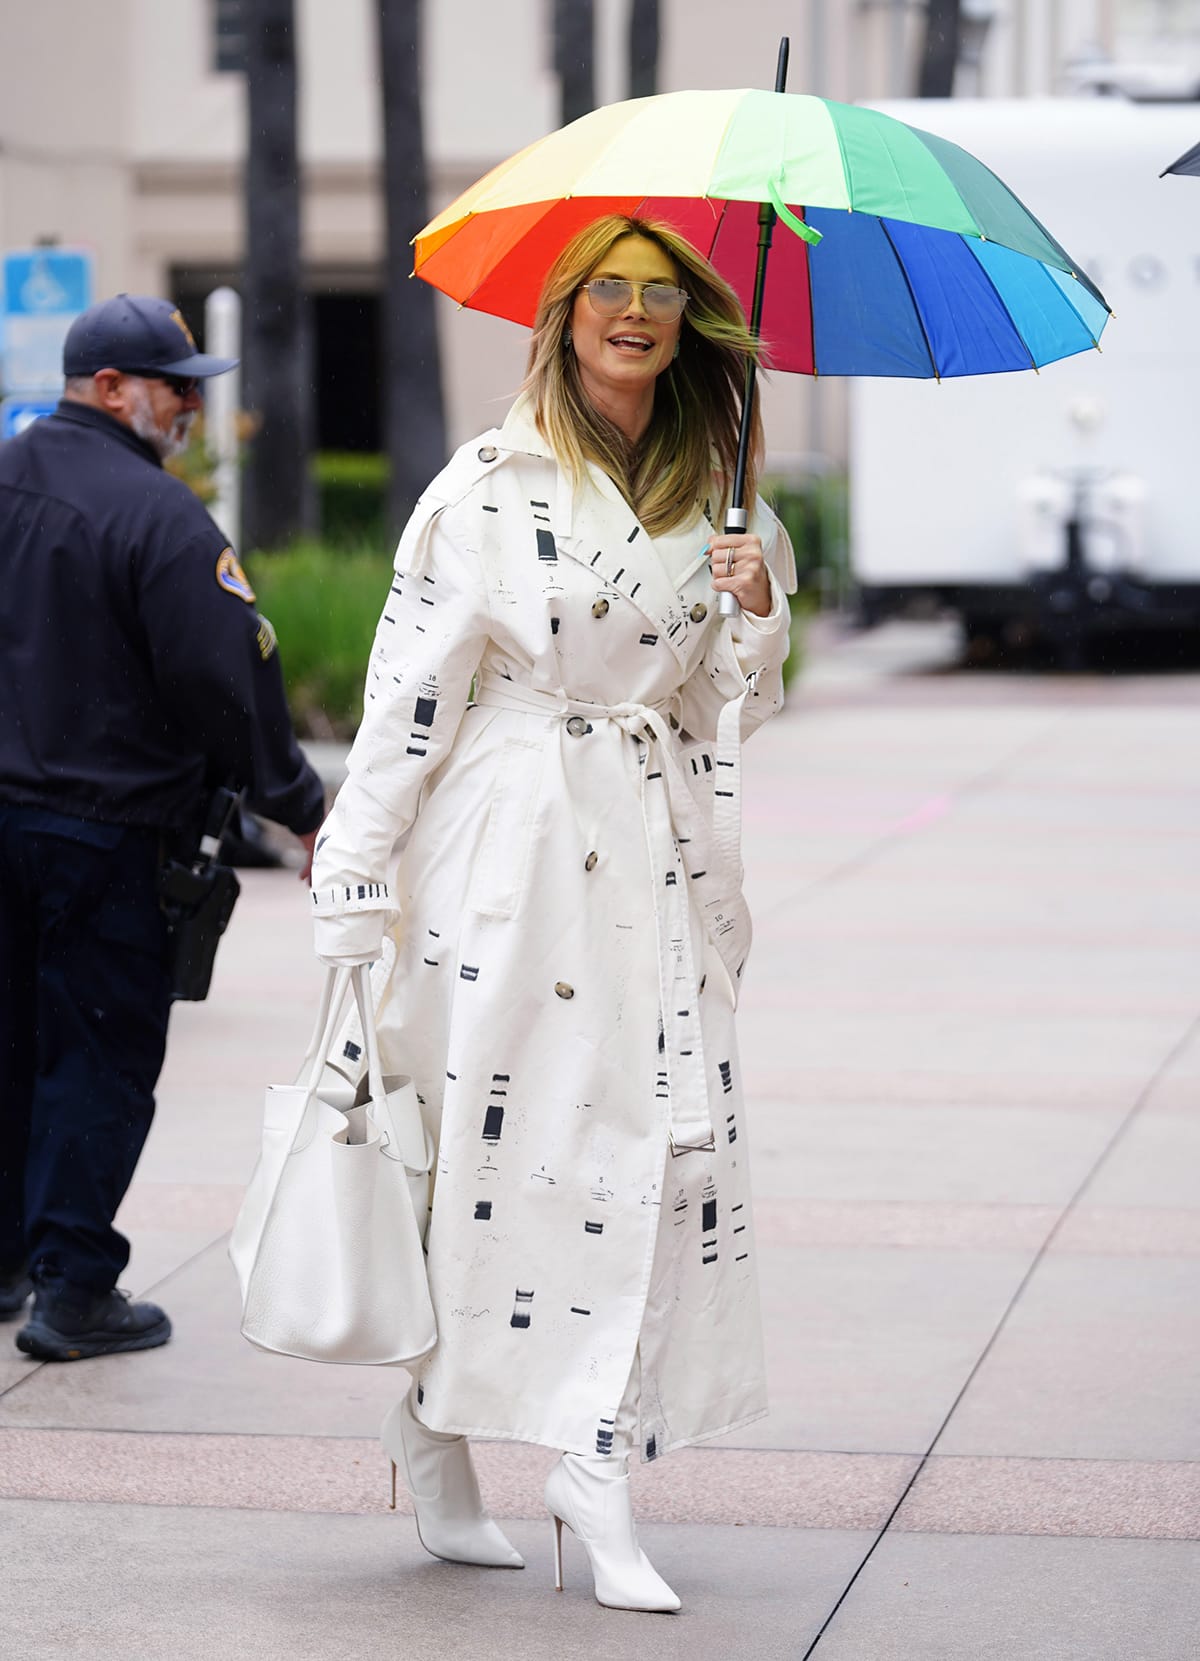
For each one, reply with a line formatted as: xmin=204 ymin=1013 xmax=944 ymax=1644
xmin=544 ymin=1453 xmax=680 ymax=1612
xmin=381 ymin=1392 xmax=524 ymax=1569
xmin=389 ymin=1458 xmax=397 ymax=1512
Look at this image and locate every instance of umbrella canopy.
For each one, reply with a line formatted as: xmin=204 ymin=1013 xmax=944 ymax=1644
xmin=416 ymin=89 xmax=1111 ymax=380
xmin=1161 ymin=138 xmax=1200 ymax=177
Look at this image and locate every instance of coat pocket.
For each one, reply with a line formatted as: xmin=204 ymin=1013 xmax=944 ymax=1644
xmin=466 ymin=736 xmax=545 ymax=919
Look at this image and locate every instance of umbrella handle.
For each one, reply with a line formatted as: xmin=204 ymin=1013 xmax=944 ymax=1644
xmin=718 ymin=507 xmax=747 ymax=617
xmin=721 ymin=37 xmax=793 ymax=625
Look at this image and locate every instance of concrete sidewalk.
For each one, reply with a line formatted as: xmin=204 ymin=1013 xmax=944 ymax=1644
xmin=3 ymin=624 xmax=1199 ymax=1659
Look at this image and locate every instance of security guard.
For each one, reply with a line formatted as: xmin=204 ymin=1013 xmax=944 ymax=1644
xmin=0 ymin=295 xmax=325 ymax=1360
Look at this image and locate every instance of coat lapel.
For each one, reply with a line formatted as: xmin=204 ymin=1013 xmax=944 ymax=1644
xmin=499 ymin=399 xmax=710 ymax=673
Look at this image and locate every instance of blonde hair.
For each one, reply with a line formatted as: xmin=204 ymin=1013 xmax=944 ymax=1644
xmin=523 ymin=215 xmax=763 ymax=537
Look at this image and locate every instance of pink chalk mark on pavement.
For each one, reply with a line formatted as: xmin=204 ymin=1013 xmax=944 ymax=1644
xmin=888 ymin=794 xmax=953 ymax=837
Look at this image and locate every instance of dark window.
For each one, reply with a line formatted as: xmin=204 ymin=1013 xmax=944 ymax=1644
xmin=213 ymin=0 xmax=246 ymax=74
xmin=168 ymin=271 xmax=384 ymax=455
xmin=313 ymin=293 xmax=383 ymax=453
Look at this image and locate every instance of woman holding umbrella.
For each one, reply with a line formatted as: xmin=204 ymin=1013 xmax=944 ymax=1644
xmin=311 ymin=214 xmax=794 ymax=1613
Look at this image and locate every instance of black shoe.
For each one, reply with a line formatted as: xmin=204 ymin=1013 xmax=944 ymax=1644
xmin=0 ymin=1266 xmax=33 ymax=1321
xmin=16 ymin=1286 xmax=171 ymax=1361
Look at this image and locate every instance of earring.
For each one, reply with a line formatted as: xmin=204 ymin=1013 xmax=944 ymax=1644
xmin=672 ymin=339 xmax=680 ymax=360
xmin=563 ymin=324 xmax=573 ymax=348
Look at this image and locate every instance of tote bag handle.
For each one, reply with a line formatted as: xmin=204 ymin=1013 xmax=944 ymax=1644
xmin=296 ymin=966 xmax=353 ymax=1094
xmin=347 ymin=963 xmax=430 ymax=1172
xmin=351 ymin=963 xmax=389 ymax=1102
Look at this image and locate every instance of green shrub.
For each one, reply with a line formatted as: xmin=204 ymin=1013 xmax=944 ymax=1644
xmin=313 ymin=451 xmax=390 ymax=544
xmin=764 ymin=472 xmax=849 ymax=687
xmin=247 ymin=541 xmax=392 ymax=739
xmin=764 ymin=472 xmax=848 ymax=600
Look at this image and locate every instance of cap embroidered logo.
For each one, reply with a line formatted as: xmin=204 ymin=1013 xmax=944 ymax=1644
xmin=170 ymin=308 xmax=198 ymax=351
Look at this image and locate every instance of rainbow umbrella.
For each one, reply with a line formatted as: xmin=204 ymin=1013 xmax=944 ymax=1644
xmin=415 ymin=88 xmax=1111 ymax=380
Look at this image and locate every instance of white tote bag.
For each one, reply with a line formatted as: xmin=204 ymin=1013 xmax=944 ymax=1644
xmin=230 ymin=963 xmax=438 ymax=1366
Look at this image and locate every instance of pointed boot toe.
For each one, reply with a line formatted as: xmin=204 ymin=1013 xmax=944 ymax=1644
xmin=383 ymin=1396 xmax=524 ymax=1569
xmin=545 ymin=1453 xmax=680 ymax=1613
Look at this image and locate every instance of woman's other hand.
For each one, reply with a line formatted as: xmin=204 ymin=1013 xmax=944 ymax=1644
xmin=297 ymin=827 xmax=318 ymax=883
xmin=707 ymin=534 xmax=773 ymax=617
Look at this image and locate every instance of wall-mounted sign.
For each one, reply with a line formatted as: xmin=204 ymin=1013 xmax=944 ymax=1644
xmin=0 ymin=396 xmax=59 ymax=440
xmin=2 ymin=248 xmax=93 ymax=394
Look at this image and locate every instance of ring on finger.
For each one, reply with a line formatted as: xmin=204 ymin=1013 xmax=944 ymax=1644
xmin=725 ymin=551 xmax=734 ymax=576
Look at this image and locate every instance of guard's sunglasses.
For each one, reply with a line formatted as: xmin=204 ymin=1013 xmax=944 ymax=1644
xmin=119 ymin=370 xmax=200 ymax=399
xmin=579 ymin=278 xmax=689 ymax=323
xmin=156 ymin=373 xmax=201 ymax=399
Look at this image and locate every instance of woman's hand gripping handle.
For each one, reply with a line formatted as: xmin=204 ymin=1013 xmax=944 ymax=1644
xmin=710 ymin=507 xmax=772 ymax=619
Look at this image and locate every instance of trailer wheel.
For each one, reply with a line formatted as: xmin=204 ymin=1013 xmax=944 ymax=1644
xmin=961 ymin=614 xmax=1000 ymax=664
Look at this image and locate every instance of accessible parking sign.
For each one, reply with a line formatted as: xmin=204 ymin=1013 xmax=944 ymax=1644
xmin=0 ymin=396 xmax=59 ymax=440
xmin=2 ymin=248 xmax=93 ymax=394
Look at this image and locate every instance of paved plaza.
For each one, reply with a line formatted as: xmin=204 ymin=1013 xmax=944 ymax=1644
xmin=3 ymin=621 xmax=1199 ymax=1658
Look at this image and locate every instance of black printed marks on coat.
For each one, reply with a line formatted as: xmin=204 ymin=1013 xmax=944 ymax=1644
xmin=701 ymin=1179 xmax=718 ymax=1266
xmin=481 ymin=1073 xmax=509 ymax=1143
xmin=407 ymin=676 xmax=440 ymax=758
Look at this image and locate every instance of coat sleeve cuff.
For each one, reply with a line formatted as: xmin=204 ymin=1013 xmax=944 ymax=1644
xmin=313 ymin=907 xmax=389 ymax=967
xmin=311 ymin=881 xmax=394 ymax=916
xmin=736 ymin=568 xmax=787 ymax=637
xmin=311 ymin=883 xmax=396 ymax=965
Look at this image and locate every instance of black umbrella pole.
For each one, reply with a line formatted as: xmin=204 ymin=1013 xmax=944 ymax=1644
xmin=720 ymin=35 xmax=789 ymax=618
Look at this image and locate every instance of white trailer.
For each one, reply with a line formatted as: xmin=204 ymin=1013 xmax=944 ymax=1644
xmin=850 ymin=98 xmax=1200 ymax=659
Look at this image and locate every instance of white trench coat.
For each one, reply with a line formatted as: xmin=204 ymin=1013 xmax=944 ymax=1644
xmin=312 ymin=397 xmax=794 ymax=1462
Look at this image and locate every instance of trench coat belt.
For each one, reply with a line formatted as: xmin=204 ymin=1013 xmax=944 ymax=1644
xmin=473 ymin=670 xmax=756 ymax=1154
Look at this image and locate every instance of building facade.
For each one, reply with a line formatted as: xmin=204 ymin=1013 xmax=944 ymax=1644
xmin=2 ymin=0 xmax=1198 ymax=472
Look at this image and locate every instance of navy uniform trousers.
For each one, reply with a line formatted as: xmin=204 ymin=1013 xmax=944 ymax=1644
xmin=0 ymin=803 xmax=171 ymax=1293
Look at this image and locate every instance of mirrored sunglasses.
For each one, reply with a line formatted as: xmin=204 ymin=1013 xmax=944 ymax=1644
xmin=580 ymin=279 xmax=689 ymax=323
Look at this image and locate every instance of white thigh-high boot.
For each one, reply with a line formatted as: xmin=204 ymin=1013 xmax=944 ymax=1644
xmin=543 ymin=1355 xmax=680 ymax=1612
xmin=381 ymin=1388 xmax=524 ymax=1569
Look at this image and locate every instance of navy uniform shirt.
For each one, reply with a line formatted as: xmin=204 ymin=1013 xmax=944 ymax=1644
xmin=0 ymin=400 xmax=325 ymax=835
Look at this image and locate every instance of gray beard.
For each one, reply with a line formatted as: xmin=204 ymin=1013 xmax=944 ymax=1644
xmin=127 ymin=385 xmax=195 ymax=461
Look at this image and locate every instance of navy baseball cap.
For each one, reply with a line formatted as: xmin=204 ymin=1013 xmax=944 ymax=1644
xmin=62 ymin=294 xmax=238 ymax=379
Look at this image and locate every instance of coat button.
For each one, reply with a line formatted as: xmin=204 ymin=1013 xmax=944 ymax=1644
xmin=690 ymin=602 xmax=708 ymax=623
xmin=584 ymin=851 xmax=598 ymax=871
xmin=477 ymin=445 xmax=498 ymax=462
xmin=592 ymin=597 xmax=610 ymax=618
xmin=566 ymin=715 xmax=588 ymax=737
xmin=555 ymin=981 xmax=575 ymax=999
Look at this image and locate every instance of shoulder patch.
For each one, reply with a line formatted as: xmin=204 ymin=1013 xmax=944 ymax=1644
xmin=255 ymin=616 xmax=278 ymax=662
xmin=216 ymin=547 xmax=256 ymax=603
